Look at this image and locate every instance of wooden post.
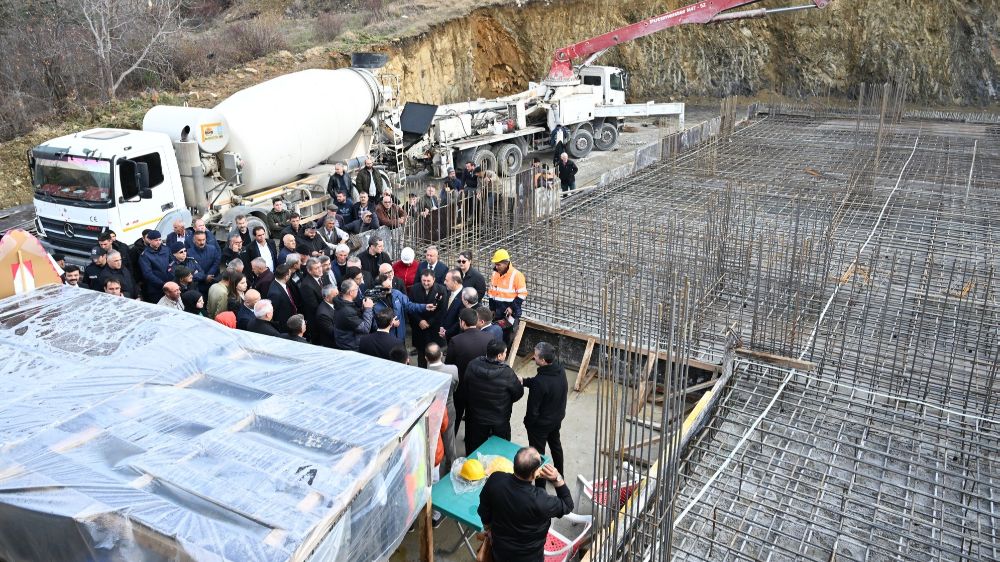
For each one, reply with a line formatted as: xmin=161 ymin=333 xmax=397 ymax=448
xmin=506 ymin=319 xmax=527 ymax=366
xmin=418 ymin=500 xmax=434 ymax=562
xmin=573 ymin=337 xmax=597 ymax=391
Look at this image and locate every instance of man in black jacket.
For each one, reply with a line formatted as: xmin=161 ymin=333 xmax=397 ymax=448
xmin=359 ymin=236 xmax=391 ymax=281
xmin=312 ymin=285 xmax=339 ymax=348
xmin=446 ymin=308 xmax=495 ymax=437
xmin=522 ymin=342 xmax=568 ymax=488
xmin=408 ymin=270 xmax=446 ymax=367
xmin=478 ymin=447 xmax=573 ymax=562
xmin=359 ymin=308 xmax=400 ymax=361
xmin=333 ymin=279 xmax=375 ymax=351
xmin=248 ymin=299 xmax=282 ymax=337
xmin=556 ymin=152 xmax=578 ymax=192
xmin=463 ymin=339 xmax=524 ymax=454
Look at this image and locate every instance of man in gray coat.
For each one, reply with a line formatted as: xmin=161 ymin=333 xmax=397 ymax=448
xmin=426 ymin=342 xmax=458 ymax=475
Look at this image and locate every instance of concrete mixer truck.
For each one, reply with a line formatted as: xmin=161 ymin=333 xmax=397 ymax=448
xmin=29 ymin=58 xmax=395 ymax=261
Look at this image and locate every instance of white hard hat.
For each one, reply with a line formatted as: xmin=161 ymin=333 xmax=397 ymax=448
xmin=401 ymin=247 xmax=415 ymax=264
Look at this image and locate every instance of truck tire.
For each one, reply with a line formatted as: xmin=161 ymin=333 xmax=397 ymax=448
xmin=247 ymin=214 xmax=269 ymax=238
xmin=567 ymin=129 xmax=594 ymax=159
xmin=594 ymin=122 xmax=620 ymax=151
xmin=473 ymin=148 xmax=498 ymax=174
xmin=493 ymin=143 xmax=523 ymax=177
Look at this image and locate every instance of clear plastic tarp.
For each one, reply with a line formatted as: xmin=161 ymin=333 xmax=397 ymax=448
xmin=0 ymin=285 xmax=449 ymax=562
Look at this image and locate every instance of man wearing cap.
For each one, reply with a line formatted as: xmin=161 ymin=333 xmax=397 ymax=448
xmin=139 ymin=230 xmax=170 ymax=302
xmin=392 ymin=247 xmax=420 ymax=291
xmin=443 ymin=167 xmax=463 ymax=193
xmin=266 ymin=199 xmax=292 ymax=238
xmin=83 ymin=247 xmax=108 ymax=290
xmin=166 ymin=241 xmax=205 ymax=289
xmin=487 ymin=249 xmax=528 ymax=346
xmin=188 ymin=231 xmax=221 ymax=295
xmin=129 ymin=229 xmax=152 ymax=287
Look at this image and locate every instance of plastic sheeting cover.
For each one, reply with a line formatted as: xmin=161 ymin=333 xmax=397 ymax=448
xmin=0 ymin=285 xmax=449 ymax=562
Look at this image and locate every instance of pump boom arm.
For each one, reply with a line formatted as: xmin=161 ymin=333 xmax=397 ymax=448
xmin=546 ymin=0 xmax=831 ymax=81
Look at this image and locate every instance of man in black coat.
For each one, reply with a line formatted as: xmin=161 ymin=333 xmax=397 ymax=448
xmin=522 ymin=342 xmax=568 ymax=488
xmin=283 ymin=314 xmax=310 ymax=343
xmin=312 ymin=285 xmax=339 ymax=347
xmin=478 ymin=447 xmax=573 ymax=562
xmin=447 ymin=309 xmax=502 ymax=440
xmin=439 ymin=270 xmax=465 ymax=344
xmin=415 ymin=245 xmax=449 ymax=285
xmin=296 ymin=257 xmax=325 ymax=327
xmin=359 ymin=308 xmax=401 ymax=361
xmin=246 ymin=226 xmax=278 ymax=273
xmin=463 ymin=339 xmax=525 ymax=454
xmin=99 ymin=251 xmax=138 ymax=299
xmin=359 ymin=236 xmax=391 ymax=282
xmin=408 ymin=270 xmax=447 ymax=367
xmin=266 ymin=265 xmax=297 ymax=332
xmin=556 ymin=152 xmax=578 ymax=192
xmin=333 ymin=279 xmax=375 ymax=351
xmin=248 ymin=299 xmax=283 ymax=337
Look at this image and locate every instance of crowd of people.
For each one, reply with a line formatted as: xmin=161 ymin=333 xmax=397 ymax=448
xmin=57 ymin=166 xmax=577 ymax=560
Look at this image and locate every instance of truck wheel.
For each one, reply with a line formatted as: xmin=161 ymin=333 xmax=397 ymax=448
xmin=247 ymin=214 xmax=269 ymax=238
xmin=473 ymin=148 xmax=498 ymax=174
xmin=567 ymin=129 xmax=594 ymax=159
xmin=493 ymin=143 xmax=523 ymax=177
xmin=594 ymin=122 xmax=620 ymax=151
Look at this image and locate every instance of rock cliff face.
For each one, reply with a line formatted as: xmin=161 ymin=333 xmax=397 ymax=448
xmin=382 ymin=0 xmax=1000 ymax=106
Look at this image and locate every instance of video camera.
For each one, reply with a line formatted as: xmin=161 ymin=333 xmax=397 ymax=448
xmin=364 ymin=286 xmax=391 ymax=301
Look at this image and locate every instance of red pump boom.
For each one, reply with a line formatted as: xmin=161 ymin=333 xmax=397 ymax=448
xmin=546 ymin=0 xmax=831 ymax=82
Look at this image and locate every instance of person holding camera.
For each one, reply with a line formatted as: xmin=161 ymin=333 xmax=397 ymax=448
xmin=370 ymin=273 xmax=437 ymax=342
xmin=333 ymin=279 xmax=375 ymax=351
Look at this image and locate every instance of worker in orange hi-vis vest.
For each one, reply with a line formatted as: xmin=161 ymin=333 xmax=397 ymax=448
xmin=487 ymin=249 xmax=527 ymax=346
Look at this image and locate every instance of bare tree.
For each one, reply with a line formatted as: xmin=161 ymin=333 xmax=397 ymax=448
xmin=71 ymin=0 xmax=186 ymax=100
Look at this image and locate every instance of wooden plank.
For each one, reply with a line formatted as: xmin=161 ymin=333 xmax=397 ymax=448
xmin=506 ymin=319 xmax=527 ymax=366
xmin=735 ymin=348 xmax=817 ymax=372
xmin=418 ymin=500 xmax=434 ymax=562
xmin=520 ymin=317 xmax=723 ymax=374
xmin=630 ymin=354 xmax=657 ymax=416
xmin=581 ymin=367 xmax=598 ymax=391
xmin=573 ymin=337 xmax=597 ymax=391
xmin=650 ymin=378 xmax=719 ymax=404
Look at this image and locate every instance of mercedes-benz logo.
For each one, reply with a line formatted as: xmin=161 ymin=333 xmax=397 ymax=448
xmin=63 ymin=222 xmax=75 ymax=238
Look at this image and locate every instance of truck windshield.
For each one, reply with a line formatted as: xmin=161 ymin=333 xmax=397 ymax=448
xmin=33 ymin=157 xmax=113 ymax=205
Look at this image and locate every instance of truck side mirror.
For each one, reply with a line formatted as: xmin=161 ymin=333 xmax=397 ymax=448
xmin=119 ymin=159 xmax=151 ymax=202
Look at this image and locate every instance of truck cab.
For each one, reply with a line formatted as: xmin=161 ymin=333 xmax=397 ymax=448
xmin=578 ymin=65 xmax=628 ymax=106
xmin=31 ymin=129 xmax=186 ymax=262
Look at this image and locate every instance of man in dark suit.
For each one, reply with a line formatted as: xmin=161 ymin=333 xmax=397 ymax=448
xmin=415 ymin=245 xmax=449 ymax=285
xmin=248 ymin=299 xmax=282 ymax=337
xmin=266 ymin=265 xmax=297 ymax=332
xmin=312 ymin=285 xmax=339 ymax=347
xmin=250 ymin=258 xmax=274 ymax=296
xmin=236 ymin=289 xmax=260 ymax=331
xmin=284 ymin=314 xmax=310 ymax=343
xmin=297 ymin=257 xmax=326 ymax=329
xmin=246 ymin=226 xmax=278 ymax=273
xmin=359 ymin=308 xmax=401 ymax=361
xmin=439 ymin=269 xmax=465 ymax=344
xmin=446 ymin=307 xmax=495 ymax=436
xmin=409 ymin=269 xmax=447 ymax=367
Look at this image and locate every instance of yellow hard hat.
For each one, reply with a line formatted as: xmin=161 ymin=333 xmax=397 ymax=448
xmin=459 ymin=459 xmax=486 ymax=481
xmin=487 ymin=457 xmax=514 ymax=475
xmin=491 ymin=249 xmax=511 ymax=263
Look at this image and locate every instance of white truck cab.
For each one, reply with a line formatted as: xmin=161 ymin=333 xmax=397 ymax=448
xmin=578 ymin=65 xmax=628 ymax=106
xmin=31 ymin=129 xmax=187 ymax=261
